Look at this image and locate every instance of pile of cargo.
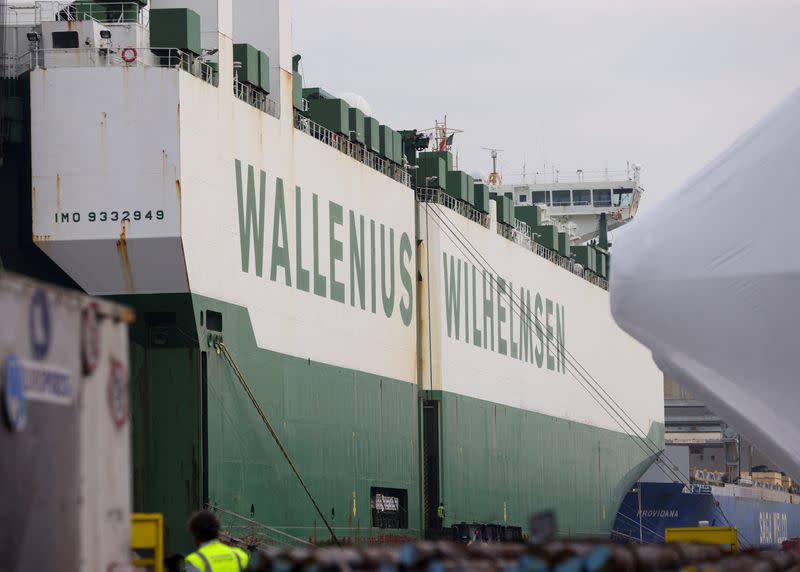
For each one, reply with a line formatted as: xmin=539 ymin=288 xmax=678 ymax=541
xmin=242 ymin=540 xmax=800 ymax=572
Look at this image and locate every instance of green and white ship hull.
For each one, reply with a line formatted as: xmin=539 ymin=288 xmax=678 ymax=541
xmin=0 ymin=0 xmax=663 ymax=553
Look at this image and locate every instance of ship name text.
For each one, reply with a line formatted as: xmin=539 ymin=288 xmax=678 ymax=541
xmin=441 ymin=251 xmax=567 ymax=373
xmin=235 ymin=160 xmax=414 ymax=326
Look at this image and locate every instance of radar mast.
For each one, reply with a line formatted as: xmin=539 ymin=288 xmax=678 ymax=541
xmin=483 ymin=147 xmax=504 ymax=185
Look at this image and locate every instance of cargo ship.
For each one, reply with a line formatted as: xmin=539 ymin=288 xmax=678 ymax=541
xmin=613 ymin=379 xmax=800 ymax=548
xmin=0 ymin=0 xmax=664 ymax=553
xmin=612 ymin=446 xmax=800 ymax=547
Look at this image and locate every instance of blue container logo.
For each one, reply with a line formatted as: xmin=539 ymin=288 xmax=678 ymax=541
xmin=2 ymin=355 xmax=27 ymax=432
xmin=29 ymin=289 xmax=52 ymax=360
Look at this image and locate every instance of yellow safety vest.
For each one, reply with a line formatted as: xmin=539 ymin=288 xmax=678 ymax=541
xmin=437 ymin=505 xmax=445 ymax=518
xmin=185 ymin=540 xmax=248 ymax=572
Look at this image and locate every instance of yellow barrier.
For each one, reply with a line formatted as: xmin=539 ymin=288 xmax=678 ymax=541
xmin=131 ymin=513 xmax=164 ymax=572
xmin=665 ymin=526 xmax=738 ymax=552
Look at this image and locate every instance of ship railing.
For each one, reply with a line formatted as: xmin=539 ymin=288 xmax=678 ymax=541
xmin=417 ymin=187 xmax=608 ymax=290
xmin=497 ymin=221 xmax=532 ymax=250
xmin=0 ymin=1 xmax=145 ymax=25
xmin=208 ymin=504 xmax=313 ymax=548
xmin=510 ymin=168 xmax=636 ymax=185
xmin=496 ymin=219 xmax=533 ymax=250
xmin=12 ymin=47 xmax=217 ymax=85
xmin=67 ymin=2 xmax=145 ymax=25
xmin=415 ymin=187 xmax=491 ymax=229
xmin=233 ymin=79 xmax=279 ymax=117
xmin=209 ymin=503 xmax=420 ymax=547
xmin=294 ymin=112 xmax=412 ymax=187
xmin=533 ymin=242 xmax=608 ymax=290
xmin=0 ymin=54 xmax=17 ymax=79
xmin=514 ymin=219 xmax=534 ymax=249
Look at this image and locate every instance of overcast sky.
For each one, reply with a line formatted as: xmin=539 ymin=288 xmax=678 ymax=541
xmin=291 ymin=0 xmax=800 ymax=213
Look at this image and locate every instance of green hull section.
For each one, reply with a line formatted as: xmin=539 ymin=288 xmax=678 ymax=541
xmin=435 ymin=391 xmax=662 ymax=536
xmin=121 ymin=293 xmax=660 ymax=552
xmin=123 ymin=294 xmax=421 ymax=552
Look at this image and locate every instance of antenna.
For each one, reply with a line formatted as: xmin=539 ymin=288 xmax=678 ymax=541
xmin=522 ymin=155 xmax=527 ymax=184
xmin=421 ymin=116 xmax=462 ymax=153
xmin=482 ymin=147 xmax=504 ymax=185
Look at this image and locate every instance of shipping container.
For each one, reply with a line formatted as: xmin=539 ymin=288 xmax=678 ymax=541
xmin=0 ymin=273 xmax=132 ymax=572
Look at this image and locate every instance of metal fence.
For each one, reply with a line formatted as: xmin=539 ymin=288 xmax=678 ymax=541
xmin=209 ymin=504 xmax=313 ymax=548
xmin=233 ymin=79 xmax=279 ymax=117
xmin=1 ymin=1 xmax=145 ymax=25
xmin=11 ymin=47 xmax=216 ymax=85
xmin=416 ymin=188 xmax=490 ymax=229
xmin=0 ymin=55 xmax=17 ymax=79
xmin=208 ymin=504 xmax=421 ymax=548
xmin=417 ymin=187 xmax=608 ymax=291
xmin=294 ymin=112 xmax=412 ymax=188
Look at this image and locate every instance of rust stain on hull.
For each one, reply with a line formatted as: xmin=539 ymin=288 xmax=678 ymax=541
xmin=32 ymin=234 xmax=51 ymax=242
xmin=31 ymin=185 xmax=38 ymax=229
xmin=116 ymin=223 xmax=136 ymax=293
xmin=175 ymin=179 xmax=182 ymax=235
xmin=55 ymin=174 xmax=61 ymax=211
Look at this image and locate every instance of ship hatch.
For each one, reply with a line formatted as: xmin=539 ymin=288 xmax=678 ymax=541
xmin=370 ymin=487 xmax=408 ymax=529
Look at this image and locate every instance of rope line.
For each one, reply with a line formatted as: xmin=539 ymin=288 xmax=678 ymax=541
xmin=422 ymin=203 xmax=752 ymax=547
xmin=215 ymin=341 xmax=341 ymax=547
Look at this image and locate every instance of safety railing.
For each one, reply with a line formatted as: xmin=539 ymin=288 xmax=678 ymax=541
xmin=514 ymin=219 xmax=534 ymax=248
xmin=11 ymin=47 xmax=217 ymax=85
xmin=497 ymin=221 xmax=532 ymax=250
xmin=417 ymin=186 xmax=608 ymax=290
xmin=240 ymin=525 xmax=421 ymax=547
xmin=0 ymin=55 xmax=17 ymax=79
xmin=1 ymin=1 xmax=145 ymax=25
xmin=69 ymin=2 xmax=145 ymax=24
xmin=209 ymin=503 xmax=421 ymax=547
xmin=416 ymin=188 xmax=490 ymax=229
xmin=209 ymin=504 xmax=313 ymax=548
xmin=511 ymin=168 xmax=638 ymax=185
xmin=233 ymin=79 xmax=279 ymax=117
xmin=294 ymin=112 xmax=412 ymax=188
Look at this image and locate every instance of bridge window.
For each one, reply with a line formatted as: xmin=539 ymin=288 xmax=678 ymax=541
xmin=552 ymin=190 xmax=571 ymax=206
xmin=573 ymin=189 xmax=590 ymax=206
xmin=593 ymin=189 xmax=611 ymax=207
xmin=52 ymin=31 xmax=79 ymax=49
xmin=532 ymin=191 xmax=550 ymax=206
xmin=613 ymin=188 xmax=633 ymax=207
xmin=518 ymin=194 xmax=528 ymax=204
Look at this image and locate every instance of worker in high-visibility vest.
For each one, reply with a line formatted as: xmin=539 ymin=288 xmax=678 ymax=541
xmin=185 ymin=510 xmax=250 ymax=572
xmin=436 ymin=502 xmax=445 ymax=529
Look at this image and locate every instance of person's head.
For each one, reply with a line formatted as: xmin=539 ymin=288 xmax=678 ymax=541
xmin=188 ymin=510 xmax=220 ymax=546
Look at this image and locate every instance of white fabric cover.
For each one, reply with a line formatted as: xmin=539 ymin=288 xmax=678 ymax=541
xmin=610 ymin=88 xmax=800 ymax=481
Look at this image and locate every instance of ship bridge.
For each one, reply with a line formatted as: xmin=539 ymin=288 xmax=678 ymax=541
xmin=490 ymin=166 xmax=643 ymax=244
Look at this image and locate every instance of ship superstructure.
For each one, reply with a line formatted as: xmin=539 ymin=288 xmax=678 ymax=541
xmin=1 ymin=0 xmax=664 ymax=553
xmin=489 ymin=165 xmax=643 ymax=245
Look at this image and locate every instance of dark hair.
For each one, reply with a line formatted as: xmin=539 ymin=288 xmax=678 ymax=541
xmin=188 ymin=510 xmax=220 ymax=543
